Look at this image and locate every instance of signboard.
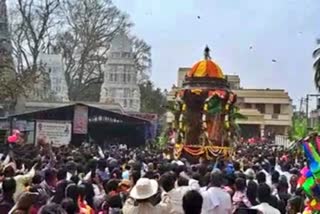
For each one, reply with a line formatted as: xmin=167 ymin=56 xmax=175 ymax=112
xmin=36 ymin=121 xmax=71 ymax=146
xmin=73 ymin=105 xmax=88 ymax=134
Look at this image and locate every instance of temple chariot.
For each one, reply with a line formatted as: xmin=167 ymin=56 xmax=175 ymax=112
xmin=170 ymin=47 xmax=238 ymax=159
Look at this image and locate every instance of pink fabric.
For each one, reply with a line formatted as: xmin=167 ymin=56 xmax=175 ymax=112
xmin=232 ymin=191 xmax=252 ymax=208
xmin=300 ymin=166 xmax=309 ymax=176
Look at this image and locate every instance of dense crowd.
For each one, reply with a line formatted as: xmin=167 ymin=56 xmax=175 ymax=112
xmin=0 ymin=140 xmax=306 ymax=214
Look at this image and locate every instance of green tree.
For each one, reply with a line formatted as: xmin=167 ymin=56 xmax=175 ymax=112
xmin=139 ymin=80 xmax=167 ymax=115
xmin=289 ymin=117 xmax=308 ymax=141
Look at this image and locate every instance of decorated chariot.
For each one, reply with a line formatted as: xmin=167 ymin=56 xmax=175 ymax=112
xmin=170 ymin=47 xmax=238 ymax=159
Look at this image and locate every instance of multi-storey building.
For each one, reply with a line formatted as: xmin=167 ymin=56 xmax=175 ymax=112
xmin=38 ymin=53 xmax=69 ymax=102
xmin=167 ymin=67 xmax=293 ymax=138
xmin=100 ymin=32 xmax=141 ymax=112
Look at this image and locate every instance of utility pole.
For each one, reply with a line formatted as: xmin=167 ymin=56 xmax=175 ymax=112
xmin=298 ymin=97 xmax=305 ymax=117
xmin=305 ymin=94 xmax=320 ymax=128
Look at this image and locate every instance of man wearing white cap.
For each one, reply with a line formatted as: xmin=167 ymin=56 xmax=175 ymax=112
xmin=123 ymin=178 xmax=171 ymax=214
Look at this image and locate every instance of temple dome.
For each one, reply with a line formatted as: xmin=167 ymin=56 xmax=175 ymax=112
xmin=186 ymin=47 xmax=224 ymax=79
xmin=109 ymin=31 xmax=132 ymax=53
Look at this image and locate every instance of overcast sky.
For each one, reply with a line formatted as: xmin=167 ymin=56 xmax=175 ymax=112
xmin=113 ymin=0 xmax=320 ymax=106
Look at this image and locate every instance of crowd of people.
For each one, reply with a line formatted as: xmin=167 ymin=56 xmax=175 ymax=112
xmin=0 ymin=140 xmax=307 ymax=214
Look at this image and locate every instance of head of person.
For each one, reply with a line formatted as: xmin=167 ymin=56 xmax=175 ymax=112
xmin=159 ymin=172 xmax=175 ymax=192
xmin=183 ymin=190 xmax=203 ymax=214
xmin=247 ymin=180 xmax=258 ymax=202
xmin=44 ymin=168 xmax=58 ymax=187
xmin=80 ymin=182 xmax=95 ymax=207
xmin=287 ymin=196 xmax=304 ymax=214
xmin=129 ymin=178 xmax=159 ymax=204
xmin=51 ymin=180 xmax=71 ymax=204
xmin=277 ymin=179 xmax=289 ymax=194
xmin=210 ymin=169 xmax=223 ymax=187
xmin=104 ymin=179 xmax=120 ymax=194
xmin=130 ymin=170 xmax=141 ymax=186
xmin=119 ymin=179 xmax=131 ymax=192
xmin=289 ymin=174 xmax=298 ymax=191
xmin=32 ymin=173 xmax=43 ymax=185
xmin=233 ymin=161 xmax=241 ymax=172
xmin=3 ymin=165 xmax=15 ymax=177
xmin=256 ymin=171 xmax=266 ymax=184
xmin=39 ymin=203 xmax=66 ymax=214
xmin=65 ymin=183 xmax=79 ymax=203
xmin=257 ymin=183 xmax=271 ymax=203
xmin=234 ymin=177 xmax=246 ymax=192
xmin=61 ymin=198 xmax=77 ymax=214
xmin=57 ymin=168 xmax=67 ymax=181
xmin=77 ymin=184 xmax=87 ymax=201
xmin=12 ymin=191 xmax=39 ymax=213
xmin=29 ymin=185 xmax=49 ymax=207
xmin=2 ymin=178 xmax=16 ymax=196
xmin=177 ymin=175 xmax=189 ymax=187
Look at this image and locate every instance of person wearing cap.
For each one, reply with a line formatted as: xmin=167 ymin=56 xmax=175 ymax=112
xmin=122 ymin=178 xmax=171 ymax=214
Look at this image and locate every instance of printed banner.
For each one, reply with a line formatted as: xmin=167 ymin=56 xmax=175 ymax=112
xmin=36 ymin=121 xmax=71 ymax=146
xmin=73 ymin=105 xmax=88 ymax=134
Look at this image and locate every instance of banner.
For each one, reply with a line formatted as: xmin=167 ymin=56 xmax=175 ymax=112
xmin=73 ymin=105 xmax=88 ymax=134
xmin=36 ymin=121 xmax=71 ymax=146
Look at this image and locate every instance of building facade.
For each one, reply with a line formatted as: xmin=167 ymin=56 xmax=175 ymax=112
xmin=168 ymin=68 xmax=293 ymax=138
xmin=38 ymin=53 xmax=69 ymax=102
xmin=100 ymin=32 xmax=141 ymax=112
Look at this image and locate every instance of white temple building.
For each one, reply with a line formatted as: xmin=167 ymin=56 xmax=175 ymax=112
xmin=38 ymin=53 xmax=70 ymax=102
xmin=100 ymin=32 xmax=141 ymax=112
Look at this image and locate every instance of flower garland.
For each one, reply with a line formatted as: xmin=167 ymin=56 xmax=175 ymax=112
xmin=174 ymin=144 xmax=233 ymax=159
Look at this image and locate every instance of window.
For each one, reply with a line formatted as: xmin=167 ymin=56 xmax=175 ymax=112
xmin=123 ymin=73 xmax=126 ymax=83
xmin=127 ymin=74 xmax=131 ymax=82
xmin=123 ymin=99 xmax=127 ymax=107
xmin=110 ymin=65 xmax=117 ymax=72
xmin=118 ymin=65 xmax=124 ymax=71
xmin=244 ymin=103 xmax=252 ymax=108
xmin=124 ymin=89 xmax=130 ymax=98
xmin=109 ymin=74 xmax=113 ymax=81
xmin=114 ymin=74 xmax=118 ymax=81
xmin=256 ymin=104 xmax=265 ymax=113
xmin=130 ymin=100 xmax=133 ymax=107
xmin=112 ymin=52 xmax=120 ymax=58
xmin=122 ymin=52 xmax=131 ymax=58
xmin=274 ymin=104 xmax=281 ymax=114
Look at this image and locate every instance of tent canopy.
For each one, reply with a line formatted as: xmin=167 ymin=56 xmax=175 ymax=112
xmin=8 ymin=103 xmax=150 ymax=125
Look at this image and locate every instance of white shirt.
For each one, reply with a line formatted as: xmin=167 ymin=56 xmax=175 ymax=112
xmin=201 ymin=187 xmax=232 ymax=214
xmin=167 ymin=179 xmax=200 ymax=214
xmin=252 ymin=202 xmax=281 ymax=214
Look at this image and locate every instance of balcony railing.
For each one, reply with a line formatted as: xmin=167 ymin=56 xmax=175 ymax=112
xmin=263 ymin=114 xmax=290 ymax=120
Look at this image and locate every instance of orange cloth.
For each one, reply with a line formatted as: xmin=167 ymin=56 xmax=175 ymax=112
xmin=78 ymin=197 xmax=94 ymax=214
xmin=187 ymin=60 xmax=224 ymax=78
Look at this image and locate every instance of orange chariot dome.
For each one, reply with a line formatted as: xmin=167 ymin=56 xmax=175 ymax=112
xmin=186 ymin=46 xmax=224 ymax=79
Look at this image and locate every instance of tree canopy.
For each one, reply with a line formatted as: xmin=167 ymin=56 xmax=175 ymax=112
xmin=4 ymin=0 xmax=152 ymax=102
xmin=139 ymin=81 xmax=167 ymax=115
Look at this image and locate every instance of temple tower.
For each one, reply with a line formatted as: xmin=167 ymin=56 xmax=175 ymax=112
xmin=100 ymin=32 xmax=141 ymax=112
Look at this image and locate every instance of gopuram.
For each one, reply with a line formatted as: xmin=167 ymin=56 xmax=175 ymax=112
xmin=171 ymin=47 xmax=237 ymax=159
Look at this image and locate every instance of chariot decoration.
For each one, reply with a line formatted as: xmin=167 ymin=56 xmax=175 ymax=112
xmin=171 ymin=46 xmax=237 ymax=159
